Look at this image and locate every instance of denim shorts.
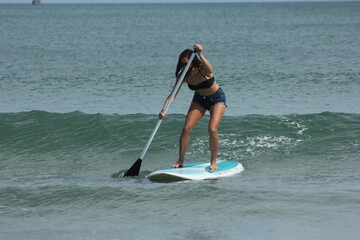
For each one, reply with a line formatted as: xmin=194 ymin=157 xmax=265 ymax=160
xmin=192 ymin=87 xmax=227 ymax=111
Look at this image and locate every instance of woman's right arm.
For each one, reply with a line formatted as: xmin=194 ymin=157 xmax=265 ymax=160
xmin=159 ymin=76 xmax=184 ymax=119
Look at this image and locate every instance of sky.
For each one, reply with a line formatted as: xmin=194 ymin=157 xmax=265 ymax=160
xmin=0 ymin=0 xmax=356 ymax=4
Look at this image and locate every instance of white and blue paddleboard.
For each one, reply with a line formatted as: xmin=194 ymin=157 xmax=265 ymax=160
xmin=147 ymin=160 xmax=244 ymax=183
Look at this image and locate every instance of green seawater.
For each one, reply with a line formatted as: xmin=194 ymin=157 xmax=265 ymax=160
xmin=0 ymin=2 xmax=359 ymax=240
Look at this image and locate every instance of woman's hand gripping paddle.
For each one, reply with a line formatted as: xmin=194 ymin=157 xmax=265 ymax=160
xmin=121 ymin=51 xmax=197 ymax=177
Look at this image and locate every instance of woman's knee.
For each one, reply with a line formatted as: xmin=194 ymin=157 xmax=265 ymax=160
xmin=208 ymin=126 xmax=218 ymax=136
xmin=182 ymin=126 xmax=193 ymax=135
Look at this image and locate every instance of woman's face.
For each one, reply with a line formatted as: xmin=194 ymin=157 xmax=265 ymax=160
xmin=181 ymin=57 xmax=189 ymax=65
xmin=181 ymin=57 xmax=189 ymax=67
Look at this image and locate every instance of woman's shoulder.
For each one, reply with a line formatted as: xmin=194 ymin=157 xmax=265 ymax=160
xmin=199 ymin=68 xmax=214 ymax=79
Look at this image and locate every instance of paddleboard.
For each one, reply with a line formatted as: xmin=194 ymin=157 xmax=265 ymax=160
xmin=147 ymin=160 xmax=244 ymax=183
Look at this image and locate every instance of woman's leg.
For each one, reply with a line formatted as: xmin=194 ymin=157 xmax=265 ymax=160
xmin=208 ymin=104 xmax=226 ymax=170
xmin=172 ymin=101 xmax=206 ymax=167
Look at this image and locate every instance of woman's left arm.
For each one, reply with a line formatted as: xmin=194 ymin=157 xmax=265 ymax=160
xmin=194 ymin=44 xmax=213 ymax=76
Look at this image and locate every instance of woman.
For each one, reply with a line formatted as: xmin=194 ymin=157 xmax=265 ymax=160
xmin=159 ymin=44 xmax=226 ymax=170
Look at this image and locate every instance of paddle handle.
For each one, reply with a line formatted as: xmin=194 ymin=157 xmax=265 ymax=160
xmin=139 ymin=51 xmax=196 ymax=160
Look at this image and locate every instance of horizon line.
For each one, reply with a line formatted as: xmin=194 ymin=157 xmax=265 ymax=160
xmin=1 ymin=0 xmax=358 ymax=4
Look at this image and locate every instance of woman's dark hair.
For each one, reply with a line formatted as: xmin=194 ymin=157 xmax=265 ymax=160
xmin=175 ymin=49 xmax=202 ymax=77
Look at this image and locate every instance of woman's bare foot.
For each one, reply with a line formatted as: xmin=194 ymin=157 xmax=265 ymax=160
xmin=171 ymin=161 xmax=184 ymax=168
xmin=209 ymin=163 xmax=218 ymax=170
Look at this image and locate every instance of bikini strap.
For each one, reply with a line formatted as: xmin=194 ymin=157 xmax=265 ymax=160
xmin=198 ymin=70 xmax=208 ymax=79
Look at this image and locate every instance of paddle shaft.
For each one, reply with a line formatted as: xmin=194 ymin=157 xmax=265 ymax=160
xmin=139 ymin=51 xmax=196 ymax=160
xmin=121 ymin=51 xmax=196 ymax=177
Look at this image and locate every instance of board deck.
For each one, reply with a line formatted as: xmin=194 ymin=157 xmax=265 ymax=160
xmin=147 ymin=161 xmax=244 ymax=183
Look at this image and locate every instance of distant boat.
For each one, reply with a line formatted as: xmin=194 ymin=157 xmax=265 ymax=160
xmin=32 ymin=0 xmax=41 ymax=5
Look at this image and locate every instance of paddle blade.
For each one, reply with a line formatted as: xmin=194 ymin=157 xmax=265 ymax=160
xmin=122 ymin=158 xmax=142 ymax=177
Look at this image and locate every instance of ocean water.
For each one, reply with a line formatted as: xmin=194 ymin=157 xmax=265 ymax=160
xmin=0 ymin=2 xmax=360 ymax=240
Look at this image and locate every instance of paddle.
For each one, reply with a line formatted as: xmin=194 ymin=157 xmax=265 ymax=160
xmin=121 ymin=51 xmax=197 ymax=177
